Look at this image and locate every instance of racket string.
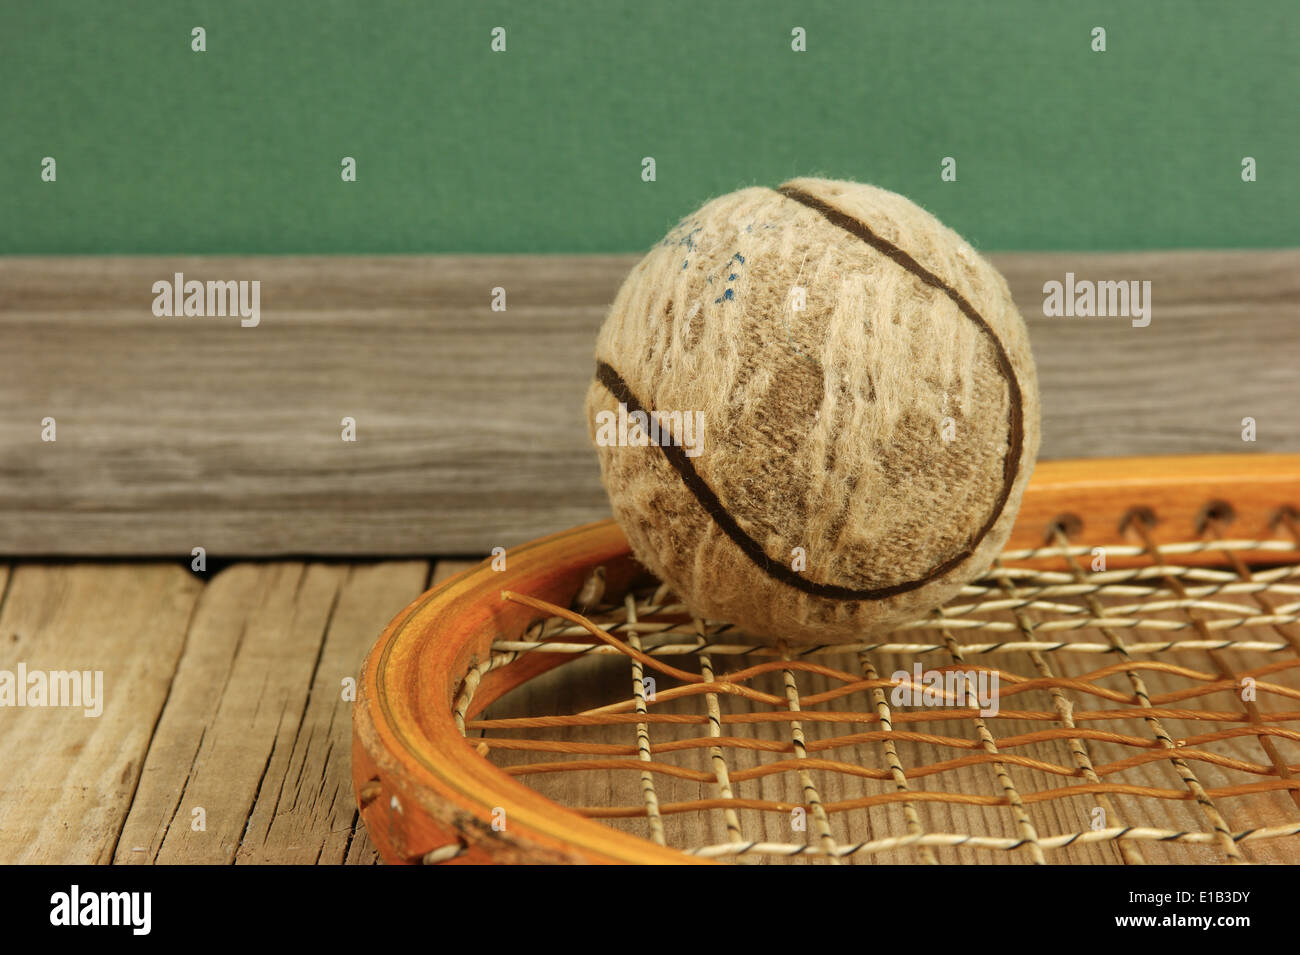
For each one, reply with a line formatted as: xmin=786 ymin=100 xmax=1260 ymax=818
xmin=857 ymin=652 xmax=939 ymax=864
xmin=990 ymin=550 xmax=1145 ymax=864
xmin=458 ymin=524 xmax=1300 ymax=863
xmin=625 ymin=594 xmax=667 ymax=845
xmin=1053 ymin=524 xmax=1244 ymax=863
xmin=1160 ymin=519 xmax=1300 ymax=815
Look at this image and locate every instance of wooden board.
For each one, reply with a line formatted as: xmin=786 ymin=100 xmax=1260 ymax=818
xmin=0 ymin=564 xmax=201 ymax=863
xmin=1 ymin=251 xmax=1296 ymax=556
xmin=3 ymin=550 xmax=1296 ymax=864
xmin=0 ymin=558 xmax=438 ymax=865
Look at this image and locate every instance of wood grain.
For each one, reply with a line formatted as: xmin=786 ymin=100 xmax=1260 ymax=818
xmin=1005 ymin=454 xmax=1300 ymax=563
xmin=236 ymin=561 xmax=428 ymax=865
xmin=0 ymin=564 xmax=201 ymax=863
xmin=128 ymin=563 xmax=351 ymax=864
xmin=0 ymin=558 xmax=431 ymax=865
xmin=0 ymin=251 xmax=1296 ymax=556
xmin=3 ymin=545 xmax=1296 ymax=862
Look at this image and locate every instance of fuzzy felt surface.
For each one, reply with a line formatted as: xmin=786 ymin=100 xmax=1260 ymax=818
xmin=588 ymin=178 xmax=1041 ymax=643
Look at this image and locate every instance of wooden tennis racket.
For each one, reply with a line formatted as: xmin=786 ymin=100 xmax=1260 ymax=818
xmin=352 ymin=454 xmax=1300 ymax=864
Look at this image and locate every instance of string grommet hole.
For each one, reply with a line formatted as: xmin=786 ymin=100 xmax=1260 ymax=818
xmin=1269 ymin=505 xmax=1300 ymax=530
xmin=1197 ymin=499 xmax=1236 ymax=534
xmin=1120 ymin=506 xmax=1158 ymax=535
xmin=1045 ymin=513 xmax=1082 ymax=543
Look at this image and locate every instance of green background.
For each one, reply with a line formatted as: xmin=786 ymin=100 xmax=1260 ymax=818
xmin=1 ymin=0 xmax=1295 ymax=254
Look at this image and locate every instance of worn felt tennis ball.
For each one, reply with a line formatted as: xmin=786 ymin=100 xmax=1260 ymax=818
xmin=586 ymin=178 xmax=1040 ymax=643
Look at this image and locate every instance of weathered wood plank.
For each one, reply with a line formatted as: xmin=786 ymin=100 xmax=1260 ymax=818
xmin=0 ymin=252 xmax=1295 ymax=556
xmin=114 ymin=560 xmax=429 ymax=865
xmin=0 ymin=564 xmax=201 ymax=863
xmin=116 ymin=563 xmax=347 ymax=863
xmin=237 ymin=560 xmax=429 ymax=864
xmin=4 ymin=552 xmax=1295 ymax=864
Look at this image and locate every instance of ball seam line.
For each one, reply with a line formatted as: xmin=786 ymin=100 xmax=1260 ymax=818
xmin=773 ymin=183 xmax=1024 ymax=495
xmin=593 ymin=182 xmax=1028 ymax=602
xmin=597 ymin=360 xmax=970 ymax=602
xmin=774 ymin=182 xmax=1026 ymax=561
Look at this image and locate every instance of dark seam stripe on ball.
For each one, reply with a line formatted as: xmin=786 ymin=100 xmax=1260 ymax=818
xmin=595 ymin=188 xmax=1026 ymax=602
xmin=773 ymin=186 xmax=1026 ymax=565
xmin=599 ymin=359 xmax=945 ymax=601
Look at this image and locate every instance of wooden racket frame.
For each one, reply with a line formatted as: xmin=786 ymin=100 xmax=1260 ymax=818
xmin=352 ymin=454 xmax=1300 ymax=864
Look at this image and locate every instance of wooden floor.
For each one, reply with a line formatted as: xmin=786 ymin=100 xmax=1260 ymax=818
xmin=5 ymin=552 xmax=1300 ymax=865
xmin=0 ymin=557 xmax=473 ymax=864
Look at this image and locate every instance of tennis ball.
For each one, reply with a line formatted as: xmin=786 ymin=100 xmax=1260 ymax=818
xmin=586 ymin=178 xmax=1040 ymax=644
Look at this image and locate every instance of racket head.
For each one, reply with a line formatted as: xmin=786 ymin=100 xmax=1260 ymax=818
xmin=353 ymin=455 xmax=1300 ymax=864
xmin=353 ymin=521 xmax=689 ymax=864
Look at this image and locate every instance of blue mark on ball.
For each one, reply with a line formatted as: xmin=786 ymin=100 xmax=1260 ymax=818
xmin=677 ymin=226 xmax=703 ymax=251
